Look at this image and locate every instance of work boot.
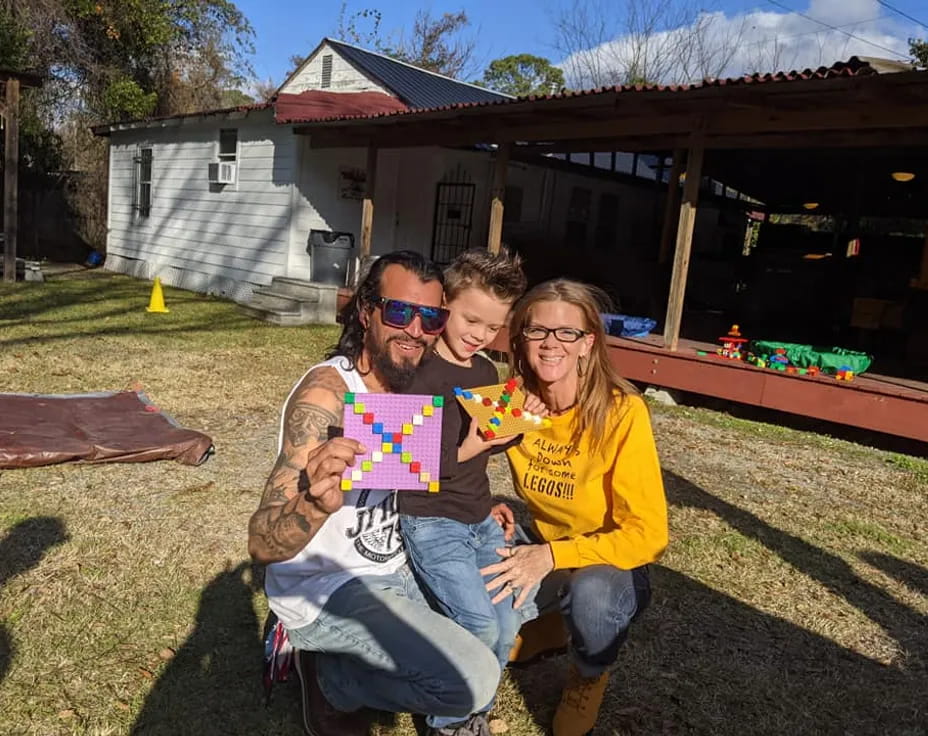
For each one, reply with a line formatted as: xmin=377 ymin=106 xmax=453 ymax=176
xmin=507 ymin=611 xmax=569 ymax=667
xmin=551 ymin=661 xmax=609 ymax=736
xmin=294 ymin=649 xmax=369 ymax=736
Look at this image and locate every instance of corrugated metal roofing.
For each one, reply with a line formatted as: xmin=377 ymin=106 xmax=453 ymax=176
xmin=325 ymin=38 xmax=511 ymax=109
xmin=297 ymin=56 xmax=886 ymax=125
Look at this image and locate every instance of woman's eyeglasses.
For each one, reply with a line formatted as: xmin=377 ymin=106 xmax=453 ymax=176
xmin=522 ymin=326 xmax=588 ymax=343
xmin=374 ymin=297 xmax=450 ymax=335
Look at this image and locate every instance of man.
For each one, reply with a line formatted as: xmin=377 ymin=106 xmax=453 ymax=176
xmin=248 ymin=251 xmax=499 ymax=736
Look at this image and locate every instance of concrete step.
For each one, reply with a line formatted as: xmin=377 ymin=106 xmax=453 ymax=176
xmin=250 ymin=289 xmax=304 ymax=313
xmin=270 ymin=277 xmax=331 ymax=301
xmin=238 ymin=302 xmax=308 ymax=327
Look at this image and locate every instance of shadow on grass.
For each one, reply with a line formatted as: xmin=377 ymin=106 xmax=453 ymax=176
xmin=0 ymin=517 xmax=69 ymax=683
xmin=129 ymin=562 xmax=282 ymax=735
xmin=860 ymin=551 xmax=928 ymax=599
xmin=501 ymin=475 xmax=927 ymax=734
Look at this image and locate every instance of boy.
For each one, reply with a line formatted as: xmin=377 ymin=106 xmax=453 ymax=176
xmin=398 ymin=249 xmax=529 ymax=736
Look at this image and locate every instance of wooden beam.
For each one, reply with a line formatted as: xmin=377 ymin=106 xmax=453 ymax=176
xmin=3 ymin=78 xmax=20 ymax=283
xmin=487 ymin=143 xmax=510 ymax=254
xmin=658 ymin=149 xmax=685 ymax=264
xmin=663 ymin=137 xmax=704 ymax=351
xmin=360 ymin=145 xmax=377 ymax=260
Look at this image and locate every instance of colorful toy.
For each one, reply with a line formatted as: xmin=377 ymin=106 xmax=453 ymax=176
xmin=807 ymin=366 xmax=820 ymax=377
xmin=454 ymin=379 xmax=551 ymax=440
xmin=768 ymin=348 xmax=790 ymax=371
xmin=717 ymin=324 xmax=748 ymax=360
xmin=835 ymin=366 xmax=855 ymax=382
xmin=340 ymin=392 xmax=443 ymax=493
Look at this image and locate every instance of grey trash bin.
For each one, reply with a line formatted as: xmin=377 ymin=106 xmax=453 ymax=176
xmin=309 ymin=230 xmax=354 ymax=287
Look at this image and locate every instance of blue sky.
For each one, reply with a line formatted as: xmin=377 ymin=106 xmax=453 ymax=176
xmin=236 ymin=0 xmax=928 ymax=86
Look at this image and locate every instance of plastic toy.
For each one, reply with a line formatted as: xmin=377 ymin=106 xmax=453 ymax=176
xmin=340 ymin=392 xmax=443 ymax=493
xmin=454 ymin=379 xmax=551 ymax=440
xmin=769 ymin=348 xmax=790 ymax=371
xmin=835 ymin=366 xmax=855 ymax=382
xmin=717 ymin=324 xmax=748 ymax=360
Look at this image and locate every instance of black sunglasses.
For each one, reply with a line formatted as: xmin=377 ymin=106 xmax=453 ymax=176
xmin=373 ymin=297 xmax=450 ymax=335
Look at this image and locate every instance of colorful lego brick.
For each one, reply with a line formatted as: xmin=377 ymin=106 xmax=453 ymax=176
xmin=382 ymin=442 xmax=393 ymax=454
xmin=351 ymin=469 xmax=363 ymax=481
xmin=412 ymin=414 xmax=424 ymax=426
xmin=363 ymin=413 xmax=374 ymax=425
xmin=372 ymin=451 xmax=383 ymax=463
xmin=402 ymin=423 xmax=413 ymax=435
xmin=372 ymin=422 xmax=384 ymax=435
xmin=428 ymin=481 xmax=440 ymax=493
xmin=353 ymin=403 xmax=366 ymax=414
xmin=344 ymin=393 xmax=355 ymax=404
xmin=418 ymin=471 xmax=430 ymax=483
xmin=341 ymin=479 xmax=353 ymax=491
xmin=432 ymin=396 xmax=444 ymax=407
xmin=410 ymin=461 xmax=421 ymax=473
xmin=423 ymin=405 xmax=434 ymax=417
xmin=361 ymin=460 xmax=373 ymax=472
xmin=401 ymin=452 xmax=412 ymax=463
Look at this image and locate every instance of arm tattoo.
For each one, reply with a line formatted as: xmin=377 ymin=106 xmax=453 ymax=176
xmin=286 ymin=403 xmax=340 ymax=447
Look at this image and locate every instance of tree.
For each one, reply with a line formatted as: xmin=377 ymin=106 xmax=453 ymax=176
xmin=481 ymin=54 xmax=565 ymax=97
xmin=911 ymin=38 xmax=928 ymax=69
xmin=382 ymin=10 xmax=477 ymax=79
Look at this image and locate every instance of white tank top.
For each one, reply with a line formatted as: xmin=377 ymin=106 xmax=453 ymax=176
xmin=265 ymin=356 xmax=406 ymax=629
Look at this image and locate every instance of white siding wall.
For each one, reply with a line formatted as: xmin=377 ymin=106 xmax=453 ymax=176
xmin=106 ymin=109 xmax=296 ymax=299
xmin=281 ymin=42 xmax=391 ymax=96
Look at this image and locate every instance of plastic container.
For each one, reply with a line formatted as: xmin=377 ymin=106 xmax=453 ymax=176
xmin=601 ymin=313 xmax=656 ymax=338
xmin=309 ymin=230 xmax=354 ymax=286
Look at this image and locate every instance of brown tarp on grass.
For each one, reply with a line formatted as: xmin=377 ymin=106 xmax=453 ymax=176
xmin=0 ymin=391 xmax=214 ymax=469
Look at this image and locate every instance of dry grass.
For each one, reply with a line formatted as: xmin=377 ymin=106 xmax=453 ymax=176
xmin=1 ymin=270 xmax=926 ymax=735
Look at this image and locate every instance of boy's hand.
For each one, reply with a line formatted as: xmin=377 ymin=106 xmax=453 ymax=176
xmin=458 ymin=417 xmax=511 ymax=463
xmin=490 ymin=502 xmax=516 ymax=541
xmin=522 ymin=391 xmax=549 ymax=417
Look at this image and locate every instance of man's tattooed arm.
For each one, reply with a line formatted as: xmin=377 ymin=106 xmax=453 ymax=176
xmin=247 ymin=367 xmax=347 ymax=564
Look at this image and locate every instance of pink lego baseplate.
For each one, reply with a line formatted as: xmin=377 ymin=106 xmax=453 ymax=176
xmin=340 ymin=392 xmax=444 ymax=492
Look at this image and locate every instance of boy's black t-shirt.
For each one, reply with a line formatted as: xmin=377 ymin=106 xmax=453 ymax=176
xmin=398 ymin=351 xmax=503 ymax=524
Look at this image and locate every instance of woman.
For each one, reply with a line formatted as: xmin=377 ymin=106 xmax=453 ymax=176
xmin=482 ymin=279 xmax=669 ymax=736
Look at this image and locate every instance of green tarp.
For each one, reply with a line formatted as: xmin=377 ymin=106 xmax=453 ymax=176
xmin=750 ymin=341 xmax=873 ymax=374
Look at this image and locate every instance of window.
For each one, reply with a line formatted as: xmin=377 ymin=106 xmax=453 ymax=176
xmin=134 ymin=148 xmax=152 ymax=218
xmin=321 ymin=54 xmax=333 ymax=88
xmin=218 ymin=128 xmax=237 ymax=163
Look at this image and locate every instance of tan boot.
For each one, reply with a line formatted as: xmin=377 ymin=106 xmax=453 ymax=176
xmin=507 ymin=612 xmax=569 ymax=667
xmin=551 ymin=661 xmax=609 ymax=736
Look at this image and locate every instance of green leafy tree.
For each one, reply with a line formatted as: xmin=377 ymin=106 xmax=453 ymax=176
xmin=911 ymin=38 xmax=928 ymax=69
xmin=481 ymin=54 xmax=566 ymax=97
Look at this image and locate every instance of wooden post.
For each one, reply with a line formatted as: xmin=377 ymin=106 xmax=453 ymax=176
xmin=662 ymin=139 xmax=704 ymax=351
xmin=3 ymin=78 xmax=20 ymax=283
xmin=360 ymin=144 xmax=377 ymax=260
xmin=487 ymin=142 xmax=510 ymax=253
xmin=658 ymin=149 xmax=685 ymax=264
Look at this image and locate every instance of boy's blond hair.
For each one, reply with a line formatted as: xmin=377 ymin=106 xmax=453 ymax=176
xmin=444 ymin=249 xmax=527 ymax=304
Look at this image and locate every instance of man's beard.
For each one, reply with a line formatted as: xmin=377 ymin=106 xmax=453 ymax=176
xmin=364 ymin=329 xmax=430 ymax=392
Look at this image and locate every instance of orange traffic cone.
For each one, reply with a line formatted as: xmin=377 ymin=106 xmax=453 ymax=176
xmin=146 ymin=277 xmax=169 ymax=313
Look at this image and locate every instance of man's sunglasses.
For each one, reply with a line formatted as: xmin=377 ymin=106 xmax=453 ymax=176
xmin=373 ymin=297 xmax=450 ymax=335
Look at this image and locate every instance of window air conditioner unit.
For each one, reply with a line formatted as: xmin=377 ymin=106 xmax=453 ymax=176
xmin=208 ymin=161 xmax=236 ymax=184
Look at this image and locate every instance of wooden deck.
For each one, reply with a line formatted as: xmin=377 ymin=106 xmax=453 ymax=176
xmin=485 ymin=331 xmax=928 ymax=443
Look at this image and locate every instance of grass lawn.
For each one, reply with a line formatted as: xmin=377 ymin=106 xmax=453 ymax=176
xmin=1 ymin=269 xmax=926 ymax=735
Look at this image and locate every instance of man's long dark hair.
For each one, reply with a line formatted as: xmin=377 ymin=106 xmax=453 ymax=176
xmin=326 ymin=250 xmax=444 ymax=369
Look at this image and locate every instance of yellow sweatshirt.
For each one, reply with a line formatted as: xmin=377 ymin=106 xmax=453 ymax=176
xmin=506 ymin=393 xmax=668 ymax=570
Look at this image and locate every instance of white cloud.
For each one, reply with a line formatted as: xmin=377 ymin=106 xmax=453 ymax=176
xmin=556 ymin=0 xmax=918 ymax=87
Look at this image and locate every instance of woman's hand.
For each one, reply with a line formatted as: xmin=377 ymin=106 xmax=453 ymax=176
xmin=481 ymin=543 xmax=555 ymax=609
xmin=490 ymin=502 xmax=515 ymax=541
xmin=522 ymin=391 xmax=549 ymax=417
xmin=458 ymin=417 xmax=512 ymax=463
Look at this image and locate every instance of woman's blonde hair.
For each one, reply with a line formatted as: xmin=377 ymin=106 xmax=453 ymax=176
xmin=508 ymin=279 xmax=639 ymax=455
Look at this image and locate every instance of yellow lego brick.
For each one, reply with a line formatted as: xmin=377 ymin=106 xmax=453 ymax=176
xmin=422 ymin=405 xmax=434 ymax=417
xmin=428 ymin=481 xmax=440 ymax=493
xmin=353 ymin=403 xmax=365 ymax=414
xmin=382 ymin=442 xmax=393 ymax=454
xmin=340 ymin=479 xmax=352 ymax=491
xmin=402 ymin=423 xmax=413 ymax=435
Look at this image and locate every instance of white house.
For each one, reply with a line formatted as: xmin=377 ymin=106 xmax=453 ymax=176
xmin=94 ymin=38 xmax=694 ymax=323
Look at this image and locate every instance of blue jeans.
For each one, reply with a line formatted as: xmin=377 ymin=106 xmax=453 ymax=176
xmin=516 ymin=526 xmax=652 ymax=678
xmin=286 ymin=564 xmax=500 ymax=730
xmin=400 ymin=513 xmax=521 ymax=727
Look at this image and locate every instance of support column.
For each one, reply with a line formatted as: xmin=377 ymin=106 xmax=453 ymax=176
xmin=658 ymin=149 xmax=685 ymax=265
xmin=3 ymin=78 xmax=20 ymax=283
xmin=662 ymin=139 xmax=704 ymax=351
xmin=487 ymin=142 xmax=510 ymax=254
xmin=360 ymin=144 xmax=377 ymax=260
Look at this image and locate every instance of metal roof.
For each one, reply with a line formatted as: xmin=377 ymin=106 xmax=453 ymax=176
xmin=325 ymin=38 xmax=511 ymax=109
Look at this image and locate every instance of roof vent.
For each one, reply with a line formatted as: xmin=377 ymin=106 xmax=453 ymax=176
xmin=321 ymin=54 xmax=333 ymax=88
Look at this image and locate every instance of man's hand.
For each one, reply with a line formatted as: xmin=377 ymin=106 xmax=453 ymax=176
xmin=490 ymin=502 xmax=516 ymax=542
xmin=458 ymin=416 xmax=513 ymax=463
xmin=303 ymin=437 xmax=367 ymax=515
